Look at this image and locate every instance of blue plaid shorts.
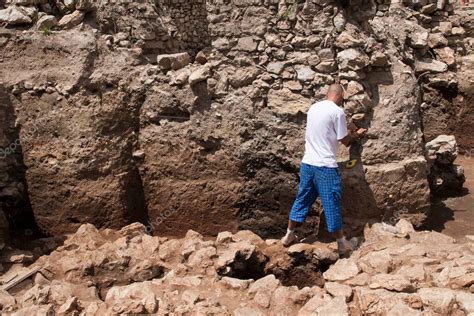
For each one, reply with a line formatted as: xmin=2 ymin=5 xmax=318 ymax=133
xmin=289 ymin=163 xmax=343 ymax=233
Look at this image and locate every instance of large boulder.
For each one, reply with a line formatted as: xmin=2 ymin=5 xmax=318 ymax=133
xmin=335 ymin=31 xmax=364 ymax=49
xmin=425 ymin=135 xmax=465 ymax=196
xmin=229 ymin=67 xmax=260 ymax=88
xmin=156 ymin=53 xmax=191 ymax=71
xmin=434 ymin=47 xmax=455 ymax=66
xmin=266 ymin=61 xmax=286 ymax=75
xmin=234 ymin=36 xmax=258 ymax=52
xmin=35 ymin=14 xmax=58 ymax=30
xmin=267 ymin=88 xmax=311 ymax=116
xmin=0 ymin=6 xmax=32 ymax=25
xmin=57 ymin=10 xmax=84 ymax=29
xmin=323 ymin=258 xmax=360 ymax=281
xmin=426 ymin=135 xmax=457 ymax=166
xmin=354 ymin=288 xmax=415 ymax=314
xmin=105 ymin=281 xmax=159 ymax=314
xmin=408 ymin=31 xmax=429 ymax=48
xmin=415 ymin=58 xmax=448 ymax=74
xmin=428 ymin=33 xmax=448 ymax=48
xmin=189 ymin=66 xmax=211 ymax=85
xmin=295 ymin=65 xmax=315 ymax=82
xmin=337 ymin=49 xmax=370 ymax=71
xmin=418 ymin=288 xmax=456 ymax=314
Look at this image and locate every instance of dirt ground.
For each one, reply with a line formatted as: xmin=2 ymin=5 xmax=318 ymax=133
xmin=425 ymin=155 xmax=474 ymax=241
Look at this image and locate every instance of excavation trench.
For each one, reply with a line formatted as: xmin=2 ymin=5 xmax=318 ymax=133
xmin=216 ymin=242 xmax=339 ymax=289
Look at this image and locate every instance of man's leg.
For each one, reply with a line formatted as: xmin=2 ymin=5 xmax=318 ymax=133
xmin=333 ymin=228 xmax=345 ymax=239
xmin=315 ymin=167 xmax=355 ymax=255
xmin=287 ymin=219 xmax=298 ymax=231
xmin=282 ymin=163 xmax=318 ymax=246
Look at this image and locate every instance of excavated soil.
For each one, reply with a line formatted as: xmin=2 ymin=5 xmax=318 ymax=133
xmin=424 ymin=156 xmax=474 ymax=242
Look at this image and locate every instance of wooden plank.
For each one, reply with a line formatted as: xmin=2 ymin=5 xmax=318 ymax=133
xmin=0 ymin=288 xmax=10 ymax=296
xmin=1 ymin=266 xmax=40 ymax=291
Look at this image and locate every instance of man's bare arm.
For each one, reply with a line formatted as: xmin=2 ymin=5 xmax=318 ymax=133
xmin=340 ymin=127 xmax=367 ymax=147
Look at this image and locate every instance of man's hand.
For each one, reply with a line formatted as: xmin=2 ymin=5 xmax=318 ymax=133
xmin=348 ymin=122 xmax=359 ymax=132
xmin=340 ymin=128 xmax=368 ymax=147
xmin=355 ymin=128 xmax=367 ymax=139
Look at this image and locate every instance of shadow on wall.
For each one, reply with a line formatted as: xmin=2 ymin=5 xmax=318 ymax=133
xmin=0 ymin=85 xmax=40 ymax=240
xmin=339 ymin=157 xmax=380 ymax=235
xmin=122 ymin=167 xmax=151 ymax=229
xmin=420 ymin=199 xmax=455 ymax=233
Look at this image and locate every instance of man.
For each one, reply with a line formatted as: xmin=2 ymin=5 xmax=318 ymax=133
xmin=281 ymin=84 xmax=367 ymax=256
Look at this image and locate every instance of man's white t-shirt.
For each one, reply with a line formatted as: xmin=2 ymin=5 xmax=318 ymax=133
xmin=301 ymin=100 xmax=348 ymax=168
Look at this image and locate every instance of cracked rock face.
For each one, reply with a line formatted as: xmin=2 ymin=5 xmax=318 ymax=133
xmin=0 ymin=0 xmax=471 ymax=237
xmin=0 ymin=221 xmax=473 ymax=315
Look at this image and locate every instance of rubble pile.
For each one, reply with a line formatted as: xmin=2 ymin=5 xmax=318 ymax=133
xmin=426 ymin=134 xmax=466 ymax=196
xmin=0 ymin=221 xmax=473 ymax=314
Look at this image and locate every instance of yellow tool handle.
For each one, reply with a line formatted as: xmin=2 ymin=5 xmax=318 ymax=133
xmin=345 ymin=159 xmax=357 ymax=169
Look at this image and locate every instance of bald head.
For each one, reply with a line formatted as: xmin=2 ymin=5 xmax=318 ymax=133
xmin=327 ymin=83 xmax=344 ymax=106
xmin=327 ymin=84 xmax=344 ymax=97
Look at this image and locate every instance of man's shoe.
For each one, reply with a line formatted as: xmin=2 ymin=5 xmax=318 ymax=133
xmin=338 ymin=237 xmax=358 ymax=257
xmin=281 ymin=231 xmax=297 ymax=247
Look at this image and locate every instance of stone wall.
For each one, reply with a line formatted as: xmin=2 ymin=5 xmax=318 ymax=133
xmin=418 ymin=9 xmax=474 ymax=152
xmin=161 ymin=0 xmax=210 ymax=53
xmin=194 ymin=0 xmax=435 ymax=233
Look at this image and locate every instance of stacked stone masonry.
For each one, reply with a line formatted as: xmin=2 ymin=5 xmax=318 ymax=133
xmin=161 ymin=0 xmax=210 ymax=53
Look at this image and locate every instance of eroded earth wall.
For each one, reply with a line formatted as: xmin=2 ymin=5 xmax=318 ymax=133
xmin=0 ymin=0 xmax=471 ymax=237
